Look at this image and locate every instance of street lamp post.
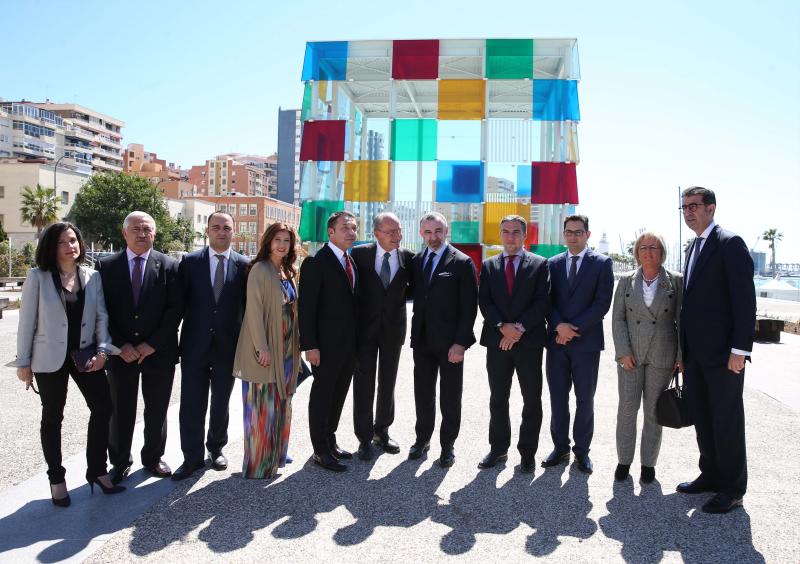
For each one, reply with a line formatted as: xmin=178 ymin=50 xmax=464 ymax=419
xmin=53 ymin=154 xmax=67 ymax=193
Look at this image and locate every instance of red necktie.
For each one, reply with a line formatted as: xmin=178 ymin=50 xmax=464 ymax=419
xmin=344 ymin=253 xmax=354 ymax=289
xmin=505 ymin=254 xmax=516 ymax=295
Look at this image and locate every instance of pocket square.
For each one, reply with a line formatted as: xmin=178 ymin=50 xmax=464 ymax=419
xmin=438 ymin=272 xmax=453 ymax=277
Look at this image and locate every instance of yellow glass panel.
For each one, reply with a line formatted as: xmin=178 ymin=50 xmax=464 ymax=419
xmin=482 ymin=202 xmax=530 ymax=245
xmin=344 ymin=160 xmax=391 ymax=202
xmin=484 ymin=246 xmax=503 ymax=258
xmin=438 ymin=79 xmax=486 ymax=120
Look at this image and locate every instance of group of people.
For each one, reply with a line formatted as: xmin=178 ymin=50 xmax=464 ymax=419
xmin=15 ymin=186 xmax=755 ymax=515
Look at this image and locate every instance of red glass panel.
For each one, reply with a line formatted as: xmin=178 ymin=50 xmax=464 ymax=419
xmin=392 ymin=40 xmax=439 ymax=79
xmin=451 ymin=243 xmax=483 ymax=279
xmin=530 ymin=162 xmax=579 ymax=204
xmin=299 ymin=120 xmax=346 ymax=162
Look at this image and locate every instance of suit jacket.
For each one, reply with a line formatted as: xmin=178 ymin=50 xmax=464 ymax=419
xmin=547 ymin=249 xmax=614 ymax=352
xmin=410 ymin=244 xmax=478 ymax=352
xmin=97 ymin=249 xmax=182 ymax=369
xmin=178 ymin=247 xmax=249 ymax=371
xmin=612 ymin=268 xmax=682 ymax=369
xmin=16 ymin=266 xmax=119 ymax=373
xmin=298 ymin=244 xmax=359 ymax=357
xmin=680 ymin=225 xmax=756 ymax=366
xmin=479 ymin=251 xmax=550 ymax=349
xmin=351 ymin=243 xmax=414 ymax=345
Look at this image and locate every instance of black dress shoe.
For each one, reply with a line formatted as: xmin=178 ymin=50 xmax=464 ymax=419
xmin=477 ymin=451 xmax=508 ymax=469
xmin=330 ymin=444 xmax=353 ymax=460
xmin=615 ymin=463 xmax=630 ymax=481
xmin=702 ymin=493 xmax=743 ymax=514
xmin=439 ymin=445 xmax=455 ymax=468
xmin=677 ymin=476 xmax=716 ymax=494
xmin=373 ymin=434 xmax=400 ymax=454
xmin=575 ymin=454 xmax=593 ymax=474
xmin=210 ymin=452 xmax=228 ymax=471
xmin=408 ymin=441 xmax=430 ymax=460
xmin=172 ymin=460 xmax=205 ymax=481
xmin=519 ymin=455 xmax=536 ymax=474
xmin=146 ymin=459 xmax=172 ymax=478
xmin=109 ymin=464 xmax=131 ymax=485
xmin=640 ymin=465 xmax=655 ymax=484
xmin=357 ymin=441 xmax=375 ymax=461
xmin=313 ymin=452 xmax=347 ymax=472
xmin=541 ymin=450 xmax=570 ymax=468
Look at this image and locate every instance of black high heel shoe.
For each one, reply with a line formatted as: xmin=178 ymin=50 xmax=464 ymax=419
xmin=50 ymin=483 xmax=71 ymax=507
xmin=87 ymin=476 xmax=126 ymax=495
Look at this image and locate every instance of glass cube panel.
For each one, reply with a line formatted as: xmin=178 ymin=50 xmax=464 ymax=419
xmin=451 ymin=243 xmax=483 ymax=277
xmin=533 ymin=79 xmax=580 ymax=121
xmin=301 ymin=41 xmax=348 ymax=81
xmin=346 ymin=40 xmax=392 ymax=81
xmin=299 ymin=120 xmax=346 ymax=162
xmin=486 ymin=118 xmax=535 ymax=162
xmin=299 ymin=161 xmax=344 ymax=200
xmin=530 ymin=162 xmax=579 ymax=204
xmin=486 ymin=39 xmax=534 ymax=79
xmin=439 ymin=80 xmax=486 ymax=120
xmin=437 ymin=120 xmax=482 ymax=161
xmin=530 ymin=243 xmax=567 ymax=258
xmin=436 ymin=161 xmax=484 ymax=203
xmin=298 ymin=200 xmax=345 ymax=243
xmin=394 ymin=80 xmax=438 ymax=118
xmin=487 ymin=80 xmax=533 ymax=119
xmin=484 ymin=246 xmax=503 ymax=259
xmin=438 ymin=39 xmax=484 ymax=79
xmin=533 ymin=38 xmax=580 ymax=80
xmin=393 ymin=161 xmax=436 ymax=202
xmin=392 ymin=40 xmax=439 ymax=79
xmin=352 ymin=117 xmax=390 ymax=160
xmin=450 ymin=220 xmax=479 ymax=243
xmin=485 ymin=163 xmax=521 ymax=201
xmin=482 ymin=202 xmax=531 ymax=246
xmin=344 ymin=161 xmax=391 ymax=202
xmin=391 ymin=119 xmax=437 ymax=161
xmin=301 ymin=83 xmax=313 ymax=122
xmin=516 ymin=164 xmax=532 ymax=197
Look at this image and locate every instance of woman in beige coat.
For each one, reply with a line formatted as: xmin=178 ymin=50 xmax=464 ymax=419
xmin=612 ymin=232 xmax=683 ymax=484
xmin=233 ymin=222 xmax=300 ymax=479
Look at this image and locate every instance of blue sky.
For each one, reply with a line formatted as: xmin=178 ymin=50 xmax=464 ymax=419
xmin=3 ymin=0 xmax=799 ymax=262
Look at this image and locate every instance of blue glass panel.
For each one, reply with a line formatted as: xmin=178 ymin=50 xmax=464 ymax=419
xmin=533 ymin=80 xmax=580 ymax=121
xmin=436 ymin=161 xmax=484 ymax=203
xmin=301 ymin=41 xmax=348 ymax=81
xmin=516 ymin=164 xmax=532 ymax=197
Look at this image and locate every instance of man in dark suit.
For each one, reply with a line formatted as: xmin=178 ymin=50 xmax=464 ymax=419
xmin=543 ymin=214 xmax=613 ymax=474
xmin=409 ymin=211 xmax=478 ymax=468
xmin=351 ymin=212 xmax=414 ymax=461
xmin=97 ymin=211 xmax=182 ymax=483
xmin=478 ymin=215 xmax=549 ymax=473
xmin=676 ymin=186 xmax=755 ymax=514
xmin=299 ymin=210 xmax=359 ymax=472
xmin=172 ymin=211 xmax=249 ymax=481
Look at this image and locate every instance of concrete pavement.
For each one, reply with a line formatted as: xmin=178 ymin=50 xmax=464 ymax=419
xmin=1 ymin=307 xmax=798 ymax=562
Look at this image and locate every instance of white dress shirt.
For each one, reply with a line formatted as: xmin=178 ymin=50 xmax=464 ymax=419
xmin=423 ymin=243 xmax=448 ymax=280
xmin=126 ymin=247 xmax=151 ymax=285
xmin=565 ymin=246 xmax=588 ymax=275
xmin=642 ymin=276 xmax=658 ymax=307
xmin=208 ymin=247 xmax=232 ymax=286
xmin=502 ymin=250 xmax=525 ymax=274
xmin=374 ymin=244 xmax=399 ymax=282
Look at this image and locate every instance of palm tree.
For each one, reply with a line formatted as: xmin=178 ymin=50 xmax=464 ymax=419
xmin=762 ymin=228 xmax=783 ymax=277
xmin=20 ymin=184 xmax=60 ymax=239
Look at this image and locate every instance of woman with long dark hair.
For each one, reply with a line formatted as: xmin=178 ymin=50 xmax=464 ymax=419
xmin=16 ymin=222 xmax=124 ymax=506
xmin=233 ymin=222 xmax=300 ymax=478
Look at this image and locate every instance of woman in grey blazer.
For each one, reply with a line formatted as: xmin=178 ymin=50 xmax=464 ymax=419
xmin=16 ymin=222 xmax=123 ymax=506
xmin=612 ymin=232 xmax=683 ymax=484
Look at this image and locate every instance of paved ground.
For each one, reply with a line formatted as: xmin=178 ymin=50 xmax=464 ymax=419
xmin=1 ymin=305 xmax=798 ymax=563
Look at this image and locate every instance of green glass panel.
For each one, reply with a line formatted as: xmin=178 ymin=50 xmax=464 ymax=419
xmin=298 ymin=200 xmax=344 ymax=243
xmin=486 ymin=39 xmax=534 ymax=79
xmin=300 ymin=83 xmax=313 ymax=122
xmin=451 ymin=221 xmax=479 ymax=243
xmin=390 ymin=119 xmax=437 ymax=161
xmin=530 ymin=244 xmax=567 ymax=258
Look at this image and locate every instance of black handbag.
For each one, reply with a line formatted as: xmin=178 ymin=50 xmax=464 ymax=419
xmin=656 ymin=371 xmax=693 ymax=429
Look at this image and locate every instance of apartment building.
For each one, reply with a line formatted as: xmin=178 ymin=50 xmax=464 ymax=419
xmin=165 ymin=197 xmax=216 ymax=249
xmin=277 ymin=107 xmax=301 ymax=205
xmin=124 ymin=143 xmax=195 ymax=199
xmin=187 ymin=155 xmax=274 ymax=198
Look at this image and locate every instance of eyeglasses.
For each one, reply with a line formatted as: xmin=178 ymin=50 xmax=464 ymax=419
xmin=564 ymin=229 xmax=586 ymax=237
xmin=377 ymin=229 xmax=402 ymax=236
xmin=638 ymin=245 xmax=660 ymax=252
xmin=679 ymin=203 xmax=706 ymax=212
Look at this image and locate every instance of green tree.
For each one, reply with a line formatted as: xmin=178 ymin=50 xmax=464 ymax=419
xmin=20 ymin=184 xmax=60 ymax=239
xmin=0 ymin=221 xmax=8 ymax=243
xmin=762 ymin=228 xmax=783 ymax=277
xmin=68 ymin=173 xmax=176 ymax=251
xmin=167 ymin=216 xmax=196 ymax=252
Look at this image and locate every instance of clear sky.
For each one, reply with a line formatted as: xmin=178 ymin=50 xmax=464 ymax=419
xmin=3 ymin=0 xmax=799 ymax=262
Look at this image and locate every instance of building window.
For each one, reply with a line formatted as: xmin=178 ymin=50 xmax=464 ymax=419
xmin=249 ymin=241 xmax=257 ymax=255
xmin=217 ymin=204 xmax=226 ymax=212
xmin=61 ymin=191 xmax=69 ymax=205
xmin=0 ymin=214 xmax=4 ymax=227
xmin=249 ymin=204 xmax=257 ymax=216
xmin=197 ymin=214 xmax=201 ymax=223
xmin=0 ymin=186 xmax=4 ymax=198
xmin=128 ymin=151 xmax=134 ymax=157
xmin=210 ymin=179 xmax=214 ymax=185
xmin=222 ymin=162 xmax=227 ymax=168
xmin=222 ymin=179 xmax=226 ymax=185
xmin=239 ymin=204 xmax=247 ymax=216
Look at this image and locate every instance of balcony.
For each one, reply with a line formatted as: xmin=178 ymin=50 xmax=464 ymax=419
xmin=92 ymin=159 xmax=123 ymax=172
xmin=97 ymin=134 xmax=122 ymax=148
xmin=93 ymin=146 xmax=122 ymax=160
xmin=64 ymin=126 xmax=95 ymax=142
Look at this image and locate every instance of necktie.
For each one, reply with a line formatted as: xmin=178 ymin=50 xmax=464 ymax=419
xmin=380 ymin=251 xmax=391 ymax=288
xmin=344 ymin=253 xmax=354 ymax=290
xmin=424 ymin=251 xmax=436 ymax=285
xmin=213 ymin=254 xmax=225 ymax=303
xmin=131 ymin=255 xmax=144 ymax=306
xmin=687 ymin=237 xmax=704 ymax=284
xmin=568 ymin=255 xmax=578 ymax=290
xmin=505 ymin=254 xmax=517 ymax=295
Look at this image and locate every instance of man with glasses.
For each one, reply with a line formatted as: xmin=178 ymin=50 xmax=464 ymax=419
xmin=542 ymin=215 xmax=613 ymax=474
xmin=350 ymin=212 xmax=414 ymax=460
xmin=676 ymin=186 xmax=755 ymax=513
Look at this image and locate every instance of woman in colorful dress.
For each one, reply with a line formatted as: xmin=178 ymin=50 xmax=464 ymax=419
xmin=233 ymin=222 xmax=300 ymax=478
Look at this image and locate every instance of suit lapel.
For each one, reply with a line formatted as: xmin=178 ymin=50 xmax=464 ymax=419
xmin=510 ymin=252 xmax=529 ymax=300
xmin=649 ymin=269 xmax=670 ymax=317
xmin=116 ymin=251 xmax=136 ymax=310
xmin=686 ymin=226 xmax=718 ymax=294
xmin=321 ymin=244 xmax=354 ymax=294
xmin=569 ymin=251 xmax=593 ymax=296
xmin=633 ymin=269 xmax=657 ymax=321
xmin=202 ymin=247 xmax=216 ymax=301
xmin=429 ymin=245 xmax=454 ymax=288
xmin=139 ymin=252 xmax=161 ymax=307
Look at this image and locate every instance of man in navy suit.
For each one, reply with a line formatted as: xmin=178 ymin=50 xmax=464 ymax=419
xmin=676 ymin=186 xmax=755 ymax=514
xmin=478 ymin=215 xmax=549 ymax=473
xmin=542 ymin=214 xmax=613 ymax=474
xmin=172 ymin=211 xmax=249 ymax=481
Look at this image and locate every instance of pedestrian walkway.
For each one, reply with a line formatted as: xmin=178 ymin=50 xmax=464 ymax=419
xmin=0 ymin=311 xmax=797 ymax=562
